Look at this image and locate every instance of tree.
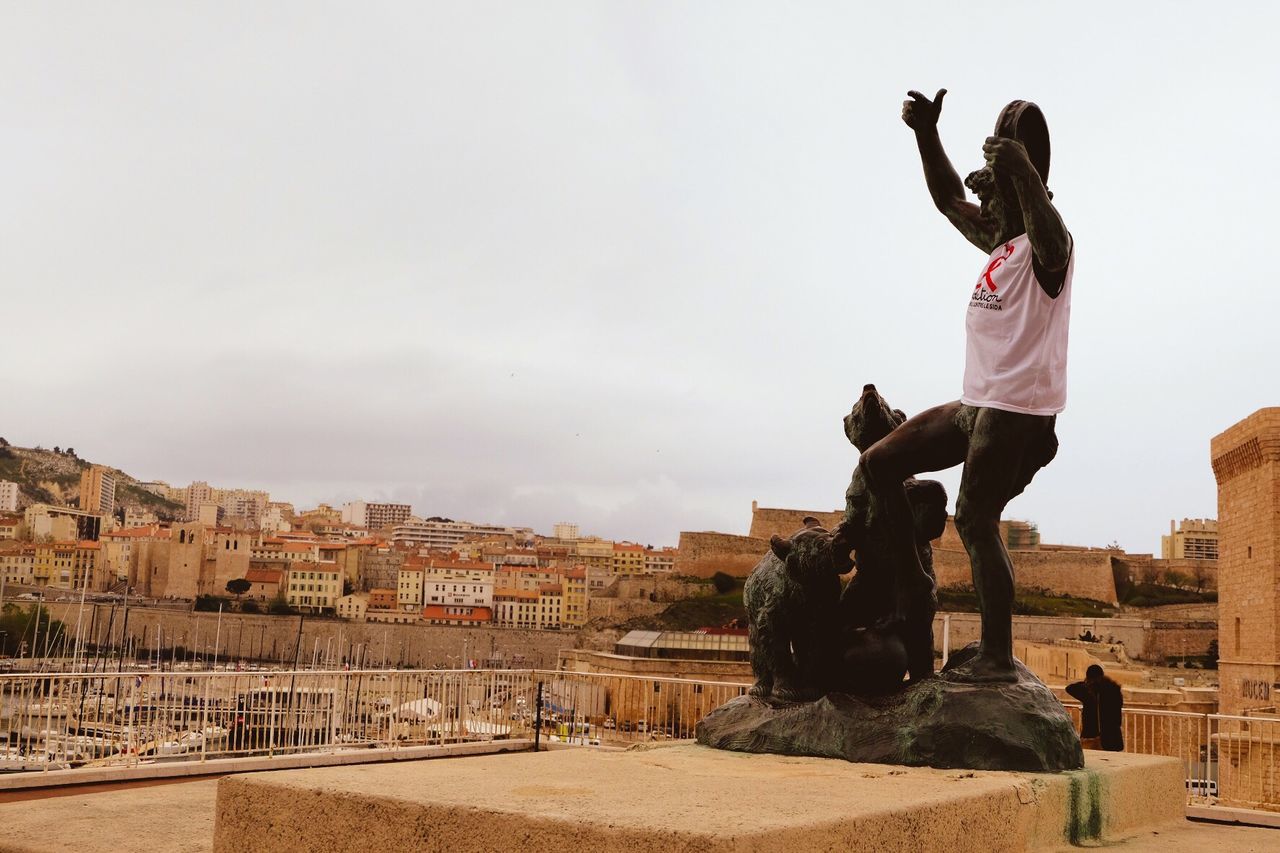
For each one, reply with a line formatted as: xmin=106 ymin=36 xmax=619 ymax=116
xmin=240 ymin=599 xmax=261 ymax=614
xmin=194 ymin=595 xmax=229 ymax=612
xmin=1139 ymin=561 xmax=1162 ymax=585
xmin=268 ymin=595 xmax=294 ymax=615
xmin=225 ymin=578 xmax=252 ymax=599
xmin=53 ymin=446 xmax=61 ymax=454
xmin=1163 ymin=569 xmax=1191 ymax=590
xmin=711 ymin=572 xmax=736 ymax=594
xmin=1191 ymin=562 xmax=1211 ymax=593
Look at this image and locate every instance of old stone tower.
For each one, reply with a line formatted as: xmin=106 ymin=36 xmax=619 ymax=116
xmin=1211 ymin=408 xmax=1280 ymax=716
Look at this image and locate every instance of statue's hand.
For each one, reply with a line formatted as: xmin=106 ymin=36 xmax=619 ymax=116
xmin=901 ymin=89 xmax=946 ymax=131
xmin=982 ymin=136 xmax=1036 ymax=179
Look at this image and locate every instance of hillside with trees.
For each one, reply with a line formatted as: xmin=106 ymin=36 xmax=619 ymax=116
xmin=0 ymin=438 xmax=184 ymax=521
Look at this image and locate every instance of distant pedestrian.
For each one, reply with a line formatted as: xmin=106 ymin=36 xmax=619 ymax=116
xmin=1066 ymin=664 xmax=1123 ymax=751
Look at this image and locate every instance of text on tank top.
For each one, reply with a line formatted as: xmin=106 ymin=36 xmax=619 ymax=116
xmin=961 ymin=233 xmax=1074 ymax=416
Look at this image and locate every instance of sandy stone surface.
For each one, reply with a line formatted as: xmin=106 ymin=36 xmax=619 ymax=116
xmin=0 ymin=778 xmax=217 ymax=853
xmin=212 ymin=744 xmax=1184 ymax=852
xmin=1056 ymin=820 xmax=1280 ymax=852
xmin=0 ymin=756 xmax=1276 ymax=853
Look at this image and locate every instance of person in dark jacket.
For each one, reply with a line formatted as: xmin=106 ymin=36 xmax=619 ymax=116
xmin=1066 ymin=664 xmax=1123 ymax=751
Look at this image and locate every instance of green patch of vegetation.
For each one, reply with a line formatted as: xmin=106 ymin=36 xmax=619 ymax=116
xmin=1120 ymin=583 xmax=1217 ymax=608
xmin=629 ymin=577 xmax=747 ymax=631
xmin=938 ymin=585 xmax=1116 ymax=618
xmin=0 ymin=603 xmax=67 ymax=657
xmin=268 ymin=595 xmax=295 ymax=616
xmin=194 ymin=595 xmax=232 ymax=612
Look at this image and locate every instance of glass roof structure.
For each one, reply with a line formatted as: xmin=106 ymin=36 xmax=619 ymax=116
xmin=615 ymin=630 xmax=750 ymax=662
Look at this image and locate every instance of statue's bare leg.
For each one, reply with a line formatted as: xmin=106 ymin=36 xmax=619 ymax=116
xmin=858 ymin=402 xmax=968 ymax=618
xmin=949 ymin=406 xmax=1055 ymax=683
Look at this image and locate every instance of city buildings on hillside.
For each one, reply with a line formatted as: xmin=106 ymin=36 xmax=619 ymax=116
xmin=24 ymin=503 xmax=104 ymax=541
xmin=3 ymin=498 xmax=680 ymax=629
xmin=1162 ymin=518 xmax=1219 ymax=561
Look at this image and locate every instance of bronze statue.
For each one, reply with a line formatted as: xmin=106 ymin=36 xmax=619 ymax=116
xmin=838 ymin=384 xmax=948 ymax=686
xmin=855 ymin=89 xmax=1073 ymax=682
xmin=697 ymin=90 xmax=1084 ymax=770
xmin=744 ymin=526 xmax=844 ymax=702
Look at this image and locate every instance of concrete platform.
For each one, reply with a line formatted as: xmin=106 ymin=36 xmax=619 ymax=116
xmin=0 ymin=778 xmax=218 ymax=853
xmin=213 ymin=744 xmax=1186 ymax=852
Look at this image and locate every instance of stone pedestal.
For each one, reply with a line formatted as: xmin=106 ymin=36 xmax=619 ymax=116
xmin=213 ymin=744 xmax=1184 ymax=852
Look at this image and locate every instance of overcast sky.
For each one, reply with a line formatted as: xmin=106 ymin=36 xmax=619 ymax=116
xmin=3 ymin=3 xmax=1277 ymax=550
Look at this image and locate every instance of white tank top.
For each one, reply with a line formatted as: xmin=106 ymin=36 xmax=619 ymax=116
xmin=961 ymin=233 xmax=1073 ymax=415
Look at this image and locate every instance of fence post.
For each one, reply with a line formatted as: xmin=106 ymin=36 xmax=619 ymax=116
xmin=199 ymin=676 xmax=210 ymax=763
xmin=533 ymin=680 xmax=544 ymax=752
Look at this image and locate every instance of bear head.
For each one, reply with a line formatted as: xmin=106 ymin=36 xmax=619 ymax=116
xmin=905 ymin=478 xmax=949 ymax=542
xmin=843 ymin=384 xmax=906 ymax=452
xmin=769 ymin=525 xmax=843 ymax=580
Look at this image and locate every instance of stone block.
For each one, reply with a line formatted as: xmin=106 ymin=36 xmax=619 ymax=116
xmin=212 ymin=743 xmax=1184 ymax=852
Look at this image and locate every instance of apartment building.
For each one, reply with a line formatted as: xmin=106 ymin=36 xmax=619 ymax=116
xmin=342 ymin=501 xmax=412 ymax=531
xmin=78 ymin=466 xmax=116 ymax=516
xmin=644 ymin=547 xmax=678 ymax=574
xmin=420 ymin=558 xmax=494 ymax=608
xmin=0 ymin=480 xmax=19 ymax=513
xmin=493 ymin=584 xmax=563 ymax=629
xmin=612 ymin=542 xmax=645 ymax=575
xmin=390 ymin=517 xmax=534 ymax=550
xmin=0 ymin=543 xmax=35 ymax=586
xmin=285 ymin=562 xmax=343 ymax=613
xmin=1162 ymin=518 xmax=1219 ymax=561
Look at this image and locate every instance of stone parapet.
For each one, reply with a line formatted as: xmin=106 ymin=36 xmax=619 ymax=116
xmin=213 ymin=744 xmax=1184 ymax=852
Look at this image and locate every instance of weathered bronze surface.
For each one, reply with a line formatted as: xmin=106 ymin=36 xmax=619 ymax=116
xmin=699 ymin=89 xmax=1081 ymax=771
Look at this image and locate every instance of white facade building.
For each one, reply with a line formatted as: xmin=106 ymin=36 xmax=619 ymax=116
xmin=0 ymin=480 xmax=18 ymax=512
xmin=422 ymin=560 xmax=494 ymax=608
xmin=390 ymin=517 xmax=534 ymax=550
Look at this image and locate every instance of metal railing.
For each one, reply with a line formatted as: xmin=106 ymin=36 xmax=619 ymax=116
xmin=3 ymin=666 xmax=1277 ymax=816
xmin=0 ymin=668 xmax=750 ymax=775
xmin=0 ymin=668 xmax=539 ymax=772
xmin=1064 ymin=703 xmax=1280 ymax=812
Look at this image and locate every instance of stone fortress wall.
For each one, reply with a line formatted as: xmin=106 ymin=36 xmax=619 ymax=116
xmin=683 ymin=502 xmax=1219 ymax=613
xmin=746 ymin=502 xmax=845 ymax=540
xmin=673 ymin=531 xmax=770 ymax=579
xmin=41 ymin=601 xmax=572 ymax=669
xmin=932 ymin=547 xmax=1119 ymax=603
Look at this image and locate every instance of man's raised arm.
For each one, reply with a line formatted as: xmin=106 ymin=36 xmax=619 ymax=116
xmin=902 ymin=88 xmax=996 ymax=251
xmin=982 ymin=135 xmax=1071 ymax=294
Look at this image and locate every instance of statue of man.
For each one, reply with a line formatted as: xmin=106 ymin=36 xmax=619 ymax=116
xmin=857 ymin=89 xmax=1074 ymax=682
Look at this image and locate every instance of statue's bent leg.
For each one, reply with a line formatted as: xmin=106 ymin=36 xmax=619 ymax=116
xmin=859 ymin=402 xmax=968 ymax=618
xmin=952 ymin=407 xmax=1057 ymax=682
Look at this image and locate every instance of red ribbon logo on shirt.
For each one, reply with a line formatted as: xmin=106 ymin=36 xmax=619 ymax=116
xmin=976 ymin=242 xmax=1016 ymax=292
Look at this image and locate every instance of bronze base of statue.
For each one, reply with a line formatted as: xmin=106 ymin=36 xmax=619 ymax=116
xmin=697 ymin=643 xmax=1083 ymax=772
